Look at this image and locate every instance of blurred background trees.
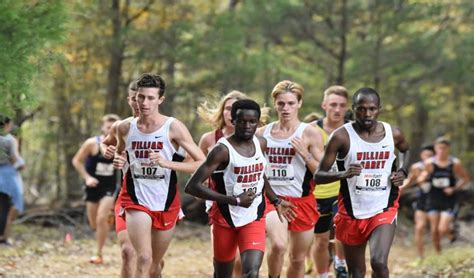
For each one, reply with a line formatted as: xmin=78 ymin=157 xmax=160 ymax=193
xmin=1 ymin=0 xmax=472 ymax=207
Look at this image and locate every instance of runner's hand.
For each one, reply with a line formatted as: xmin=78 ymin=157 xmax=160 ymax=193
xmin=237 ymin=191 xmax=256 ymax=208
xmin=113 ymin=152 xmax=127 ymax=169
xmin=85 ymin=176 xmax=99 ymax=187
xmin=103 ymin=145 xmax=116 ymax=159
xmin=343 ymin=163 xmax=362 ymax=178
xmin=290 ymin=137 xmax=309 ymax=159
xmin=148 ymin=149 xmax=169 ymax=168
xmin=443 ymin=187 xmax=455 ymax=196
xmin=276 ymin=200 xmax=297 ymax=223
xmin=390 ymin=170 xmax=406 ymax=187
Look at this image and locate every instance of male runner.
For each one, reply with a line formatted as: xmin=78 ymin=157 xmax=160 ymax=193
xmin=311 ymin=86 xmax=349 ymax=278
xmin=400 ymin=144 xmax=434 ymax=261
xmin=72 ymin=114 xmax=121 ymax=264
xmin=418 ymin=138 xmax=469 ymax=254
xmin=257 ymin=80 xmax=324 ymax=278
xmin=314 ymin=87 xmax=410 ymax=278
xmin=185 ymin=99 xmax=295 ymax=278
xmin=113 ymin=73 xmax=205 ymax=277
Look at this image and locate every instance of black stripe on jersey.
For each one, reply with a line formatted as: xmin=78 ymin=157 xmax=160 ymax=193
xmin=126 ymin=170 xmax=139 ymax=205
xmin=125 ymin=152 xmax=139 ymax=204
xmin=337 ymin=160 xmax=355 ymax=218
xmin=164 ymin=153 xmax=185 ymax=211
xmin=385 ymin=160 xmax=399 ymax=210
xmin=212 ymin=172 xmax=235 ymax=228
xmin=302 ymin=167 xmax=315 ymax=197
xmin=256 ymin=194 xmax=266 ymax=220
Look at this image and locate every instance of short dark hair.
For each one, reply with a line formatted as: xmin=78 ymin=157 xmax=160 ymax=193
xmin=136 ymin=73 xmax=166 ymax=97
xmin=353 ymin=87 xmax=381 ymax=106
xmin=420 ymin=144 xmax=435 ymax=152
xmin=231 ymin=99 xmax=261 ymax=121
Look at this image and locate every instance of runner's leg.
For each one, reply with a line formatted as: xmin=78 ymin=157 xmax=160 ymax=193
xmin=126 ymin=210 xmax=153 ymax=278
xmin=287 ymin=229 xmax=314 ymax=277
xmin=266 ymin=211 xmax=288 ymax=277
xmin=369 ymin=222 xmax=396 ymax=278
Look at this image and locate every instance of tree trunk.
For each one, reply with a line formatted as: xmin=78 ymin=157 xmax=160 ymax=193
xmin=105 ymin=0 xmax=124 ymax=114
xmin=336 ymin=0 xmax=348 ymax=85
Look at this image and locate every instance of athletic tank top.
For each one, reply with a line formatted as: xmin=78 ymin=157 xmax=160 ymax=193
xmin=210 ymin=136 xmax=266 ymax=228
xmin=337 ymin=122 xmax=398 ymax=219
xmin=124 ymin=117 xmax=182 ymax=211
xmin=313 ymin=119 xmax=342 ymax=199
xmin=427 ymin=157 xmax=457 ymax=209
xmin=85 ymin=136 xmax=117 ymax=187
xmin=263 ymin=122 xmax=315 ymax=197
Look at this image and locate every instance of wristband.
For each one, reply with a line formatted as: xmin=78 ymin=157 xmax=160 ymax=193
xmin=271 ymin=197 xmax=282 ymax=206
xmin=235 ymin=197 xmax=241 ymax=206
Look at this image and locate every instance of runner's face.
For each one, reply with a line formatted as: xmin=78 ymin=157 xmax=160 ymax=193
xmin=434 ymin=143 xmax=449 ymax=159
xmin=127 ymin=90 xmax=139 ymax=117
xmin=274 ymin=92 xmax=301 ymax=121
xmin=233 ymin=109 xmax=259 ymax=140
xmin=420 ymin=149 xmax=434 ymax=161
xmin=101 ymin=121 xmax=114 ymax=135
xmin=137 ymin=88 xmax=164 ymax=116
xmin=322 ymin=94 xmax=348 ymax=123
xmin=353 ymin=95 xmax=380 ymax=130
xmin=223 ymin=98 xmax=237 ymax=128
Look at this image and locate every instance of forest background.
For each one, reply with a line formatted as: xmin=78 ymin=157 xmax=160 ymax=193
xmin=1 ymin=0 xmax=473 ymax=208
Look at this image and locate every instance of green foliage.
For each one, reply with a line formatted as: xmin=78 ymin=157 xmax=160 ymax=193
xmin=0 ymin=0 xmax=66 ymax=115
xmin=8 ymin=0 xmax=473 ymax=204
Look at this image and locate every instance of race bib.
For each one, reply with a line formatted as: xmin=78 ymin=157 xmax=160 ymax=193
xmin=95 ymin=162 xmax=114 ymax=176
xmin=432 ymin=177 xmax=450 ymax=188
xmin=355 ymin=173 xmax=388 ymax=195
xmin=265 ymin=163 xmax=295 ymax=186
xmin=131 ymin=161 xmax=165 ymax=180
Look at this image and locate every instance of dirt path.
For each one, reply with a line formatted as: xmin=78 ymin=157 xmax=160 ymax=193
xmin=0 ymin=221 xmax=471 ymax=277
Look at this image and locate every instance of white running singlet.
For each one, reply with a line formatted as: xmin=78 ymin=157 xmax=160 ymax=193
xmin=337 ymin=122 xmax=398 ymax=219
xmin=210 ymin=136 xmax=266 ymax=228
xmin=263 ymin=122 xmax=315 ymax=197
xmin=124 ymin=117 xmax=181 ymax=211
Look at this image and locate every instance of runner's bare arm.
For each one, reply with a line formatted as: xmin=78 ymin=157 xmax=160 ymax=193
xmin=417 ymin=159 xmax=433 ymax=184
xmin=314 ymin=128 xmax=361 ymax=184
xmin=184 ymin=144 xmax=255 ymax=208
xmin=167 ymin=120 xmax=205 ymax=173
xmin=101 ymin=120 xmax=120 ymax=159
xmin=400 ymin=164 xmax=421 ymax=189
xmin=453 ymin=159 xmax=470 ymax=190
xmin=391 ymin=127 xmax=410 ymax=187
xmin=72 ymin=138 xmax=99 ymax=186
xmin=113 ymin=121 xmax=131 ymax=169
xmin=291 ymin=125 xmax=324 ymax=174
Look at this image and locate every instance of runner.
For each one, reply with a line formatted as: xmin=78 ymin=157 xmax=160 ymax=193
xmin=113 ymin=73 xmax=205 ymax=277
xmin=185 ymin=99 xmax=295 ymax=278
xmin=311 ymin=86 xmax=349 ymax=278
xmin=400 ymin=144 xmax=434 ymax=261
xmin=418 ymin=137 xmax=470 ymax=254
xmin=101 ymin=80 xmax=139 ymax=277
xmin=197 ymin=90 xmax=249 ymax=278
xmin=72 ymin=113 xmax=121 ymax=264
xmin=314 ymin=87 xmax=410 ymax=278
xmin=256 ymin=80 xmax=324 ymax=278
